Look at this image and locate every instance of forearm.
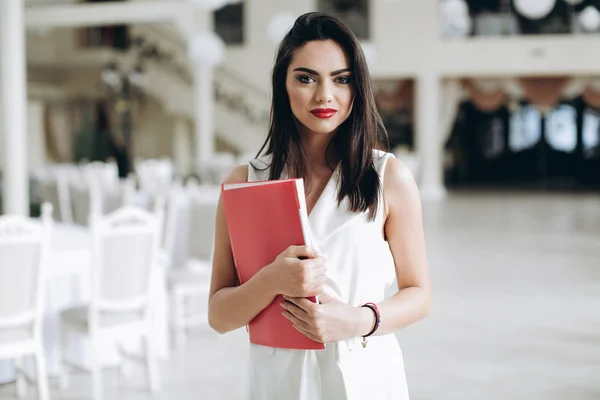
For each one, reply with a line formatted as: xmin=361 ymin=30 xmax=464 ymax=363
xmin=208 ymin=268 xmax=277 ymax=334
xmin=355 ymin=286 xmax=431 ymax=337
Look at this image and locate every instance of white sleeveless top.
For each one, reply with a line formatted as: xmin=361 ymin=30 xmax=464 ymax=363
xmin=247 ymin=149 xmax=409 ymax=400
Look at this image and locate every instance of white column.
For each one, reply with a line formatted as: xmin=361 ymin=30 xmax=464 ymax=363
xmin=185 ymin=5 xmax=221 ymax=175
xmin=416 ymin=72 xmax=446 ymax=201
xmin=193 ymin=64 xmax=215 ymax=171
xmin=1 ymin=0 xmax=29 ymax=214
xmin=172 ymin=115 xmax=193 ymax=177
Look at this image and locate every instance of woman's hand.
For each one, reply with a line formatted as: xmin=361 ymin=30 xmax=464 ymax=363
xmin=280 ymin=293 xmax=375 ymax=343
xmin=263 ymin=245 xmax=328 ymax=298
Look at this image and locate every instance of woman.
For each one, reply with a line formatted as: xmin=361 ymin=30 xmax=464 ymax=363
xmin=209 ymin=12 xmax=431 ymax=399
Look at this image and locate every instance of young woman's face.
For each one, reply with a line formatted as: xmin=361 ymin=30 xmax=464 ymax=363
xmin=286 ymin=39 xmax=354 ymax=137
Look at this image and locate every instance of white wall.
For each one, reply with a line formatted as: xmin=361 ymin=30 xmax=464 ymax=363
xmin=224 ymin=0 xmax=316 ymax=93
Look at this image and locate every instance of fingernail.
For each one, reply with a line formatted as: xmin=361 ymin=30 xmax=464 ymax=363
xmin=279 ymin=302 xmax=285 ymax=308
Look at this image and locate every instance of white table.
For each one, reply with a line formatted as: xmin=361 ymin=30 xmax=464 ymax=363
xmin=0 ymin=222 xmax=169 ymax=383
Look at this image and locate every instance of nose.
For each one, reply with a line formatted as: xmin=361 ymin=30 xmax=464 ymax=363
xmin=315 ymin=80 xmax=333 ymax=104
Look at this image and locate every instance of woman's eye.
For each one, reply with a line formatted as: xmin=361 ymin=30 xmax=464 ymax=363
xmin=336 ymin=76 xmax=353 ymax=84
xmin=298 ymin=75 xmax=315 ymax=84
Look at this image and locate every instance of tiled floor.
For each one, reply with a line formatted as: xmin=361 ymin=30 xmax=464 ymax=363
xmin=2 ymin=192 xmax=599 ymax=400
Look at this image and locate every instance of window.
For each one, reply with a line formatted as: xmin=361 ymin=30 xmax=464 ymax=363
xmin=77 ymin=0 xmax=130 ymax=50
xmin=317 ymin=0 xmax=370 ymax=40
xmin=214 ymin=2 xmax=244 ymax=45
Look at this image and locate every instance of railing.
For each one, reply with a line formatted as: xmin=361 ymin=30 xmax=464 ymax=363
xmin=129 ymin=23 xmax=271 ymax=127
xmin=64 ymin=18 xmax=271 ymax=149
xmin=214 ymin=68 xmax=270 ymax=126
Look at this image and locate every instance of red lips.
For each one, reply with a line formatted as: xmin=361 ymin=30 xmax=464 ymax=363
xmin=310 ymin=108 xmax=337 ymax=119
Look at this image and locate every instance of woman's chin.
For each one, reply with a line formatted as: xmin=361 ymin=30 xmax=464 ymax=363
xmin=301 ymin=120 xmax=341 ymax=135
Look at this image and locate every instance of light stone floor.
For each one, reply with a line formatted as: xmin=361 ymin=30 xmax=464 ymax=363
xmin=2 ymin=192 xmax=599 ymax=400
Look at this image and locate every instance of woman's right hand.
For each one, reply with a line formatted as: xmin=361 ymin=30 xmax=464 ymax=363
xmin=264 ymin=245 xmax=327 ymax=298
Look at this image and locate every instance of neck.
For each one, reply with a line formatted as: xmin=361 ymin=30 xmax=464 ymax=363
xmin=299 ymin=128 xmax=337 ymax=172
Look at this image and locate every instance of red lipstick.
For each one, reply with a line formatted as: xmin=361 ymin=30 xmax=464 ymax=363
xmin=310 ymin=108 xmax=337 ymax=119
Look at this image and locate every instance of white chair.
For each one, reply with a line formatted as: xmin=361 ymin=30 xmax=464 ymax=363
xmin=80 ymin=161 xmax=120 ymax=194
xmin=69 ymin=177 xmax=102 ymax=227
xmin=0 ymin=203 xmax=53 ymax=400
xmin=198 ymin=152 xmax=237 ymax=185
xmin=162 ymin=185 xmax=218 ymax=348
xmin=70 ymin=173 xmax=135 ymax=226
xmin=135 ymin=158 xmax=173 ymax=198
xmin=38 ymin=164 xmax=79 ymax=224
xmin=58 ymin=206 xmax=162 ymax=400
xmin=101 ymin=174 xmax=137 ymax=215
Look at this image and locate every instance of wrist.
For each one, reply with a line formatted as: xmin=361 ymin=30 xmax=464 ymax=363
xmin=355 ymin=305 xmax=376 ymax=337
xmin=256 ymin=263 xmax=278 ymax=298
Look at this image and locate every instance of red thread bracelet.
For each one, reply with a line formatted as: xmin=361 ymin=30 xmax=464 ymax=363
xmin=360 ymin=302 xmax=381 ymax=348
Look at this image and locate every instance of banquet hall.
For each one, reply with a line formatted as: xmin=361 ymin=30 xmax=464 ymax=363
xmin=1 ymin=1 xmax=599 ymax=399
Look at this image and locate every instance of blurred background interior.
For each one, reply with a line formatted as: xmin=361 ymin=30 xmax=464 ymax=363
xmin=0 ymin=1 xmax=599 ymax=399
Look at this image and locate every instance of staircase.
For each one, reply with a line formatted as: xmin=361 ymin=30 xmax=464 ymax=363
xmin=140 ymin=61 xmax=270 ymax=154
xmin=128 ymin=23 xmax=271 ymax=154
xmin=25 ymin=6 xmax=271 ymax=155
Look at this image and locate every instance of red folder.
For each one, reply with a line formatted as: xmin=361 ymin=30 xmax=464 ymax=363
xmin=221 ymin=178 xmax=324 ymax=350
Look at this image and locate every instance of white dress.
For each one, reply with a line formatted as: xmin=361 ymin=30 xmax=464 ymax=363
xmin=247 ymin=149 xmax=409 ymax=400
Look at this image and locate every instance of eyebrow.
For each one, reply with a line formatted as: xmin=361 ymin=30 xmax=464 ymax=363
xmin=293 ymin=67 xmax=352 ymax=76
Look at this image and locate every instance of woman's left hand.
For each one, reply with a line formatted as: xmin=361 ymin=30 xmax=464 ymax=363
xmin=280 ymin=293 xmax=372 ymax=343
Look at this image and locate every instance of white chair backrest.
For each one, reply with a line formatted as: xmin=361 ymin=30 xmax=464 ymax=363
xmin=136 ymin=158 xmax=173 ymax=196
xmin=80 ymin=161 xmax=120 ymax=193
xmin=39 ymin=178 xmax=63 ymax=222
xmin=0 ymin=204 xmax=52 ymax=340
xmin=198 ymin=152 xmax=237 ymax=185
xmin=69 ymin=179 xmax=102 ymax=226
xmin=89 ymin=206 xmax=161 ymax=316
xmin=38 ymin=164 xmax=79 ymax=223
xmin=184 ymin=175 xmax=201 ymax=190
xmin=102 ymin=175 xmax=137 ymax=215
xmin=185 ymin=187 xmax=219 ymax=262
xmin=162 ymin=183 xmax=185 ymax=267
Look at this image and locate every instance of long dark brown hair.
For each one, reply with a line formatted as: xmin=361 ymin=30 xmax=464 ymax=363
xmin=255 ymin=12 xmax=388 ymax=221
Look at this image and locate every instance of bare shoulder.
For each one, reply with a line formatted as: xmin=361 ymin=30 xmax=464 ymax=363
xmin=382 ymin=156 xmax=421 ymax=216
xmin=223 ymin=165 xmax=249 ymax=184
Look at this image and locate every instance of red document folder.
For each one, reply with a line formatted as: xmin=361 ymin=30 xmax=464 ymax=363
xmin=221 ymin=178 xmax=324 ymax=350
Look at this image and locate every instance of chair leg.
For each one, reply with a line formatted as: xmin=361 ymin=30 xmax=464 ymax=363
xmin=172 ymin=290 xmax=186 ymax=349
xmin=34 ymin=346 xmax=51 ymax=400
xmin=90 ymin=335 xmax=103 ymax=400
xmin=14 ymin=357 xmax=27 ymax=399
xmin=58 ymin=324 xmax=70 ymax=390
xmin=116 ymin=340 xmax=134 ymax=379
xmin=144 ymin=331 xmax=160 ymax=393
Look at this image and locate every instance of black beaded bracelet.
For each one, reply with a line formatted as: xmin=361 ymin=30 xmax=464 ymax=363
xmin=360 ymin=302 xmax=381 ymax=348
